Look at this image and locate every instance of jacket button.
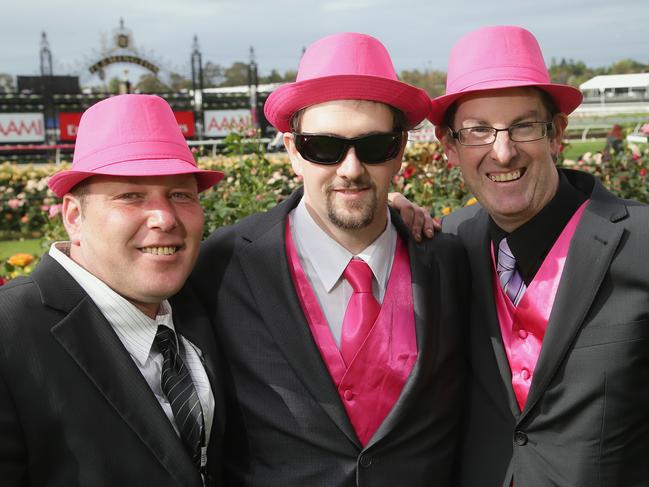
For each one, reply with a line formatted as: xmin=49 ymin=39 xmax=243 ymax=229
xmin=359 ymin=453 xmax=373 ymax=468
xmin=514 ymin=431 xmax=528 ymax=446
xmin=343 ymin=389 xmax=354 ymax=401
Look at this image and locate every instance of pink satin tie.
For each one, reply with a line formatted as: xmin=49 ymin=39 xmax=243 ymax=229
xmin=341 ymin=259 xmax=380 ymax=366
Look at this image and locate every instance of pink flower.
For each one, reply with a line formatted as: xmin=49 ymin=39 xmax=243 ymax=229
xmin=640 ymin=168 xmax=647 ymax=177
xmin=48 ymin=204 xmax=62 ymax=218
xmin=7 ymin=199 xmax=20 ymax=209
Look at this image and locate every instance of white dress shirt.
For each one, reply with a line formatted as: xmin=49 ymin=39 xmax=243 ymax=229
xmin=289 ymin=198 xmax=397 ymax=346
xmin=49 ymin=242 xmax=215 ymax=445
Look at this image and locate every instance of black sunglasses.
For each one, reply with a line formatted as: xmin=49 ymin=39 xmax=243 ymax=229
xmin=292 ymin=132 xmax=404 ymax=165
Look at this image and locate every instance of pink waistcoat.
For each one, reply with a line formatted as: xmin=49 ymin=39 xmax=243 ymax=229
xmin=285 ymin=222 xmax=418 ymax=446
xmin=492 ymin=202 xmax=587 ymax=411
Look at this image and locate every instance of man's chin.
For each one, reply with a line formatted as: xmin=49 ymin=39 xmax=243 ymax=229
xmin=328 ymin=207 xmax=374 ymax=230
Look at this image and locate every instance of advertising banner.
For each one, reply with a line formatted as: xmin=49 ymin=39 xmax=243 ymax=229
xmin=174 ymin=111 xmax=195 ymax=138
xmin=58 ymin=111 xmax=195 ymax=140
xmin=0 ymin=113 xmax=45 ymax=143
xmin=59 ymin=112 xmax=83 ymax=141
xmin=203 ymin=109 xmax=253 ymax=137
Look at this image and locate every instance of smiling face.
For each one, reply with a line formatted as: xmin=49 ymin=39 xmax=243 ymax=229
xmin=284 ymin=100 xmax=405 ymax=250
xmin=441 ymin=87 xmax=567 ymax=232
xmin=62 ymin=174 xmax=204 ymax=318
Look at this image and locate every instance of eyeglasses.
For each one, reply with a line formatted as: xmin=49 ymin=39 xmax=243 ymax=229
xmin=292 ymin=132 xmax=403 ymax=165
xmin=450 ymin=121 xmax=553 ymax=146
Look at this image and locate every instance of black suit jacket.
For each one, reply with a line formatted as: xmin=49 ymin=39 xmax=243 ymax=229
xmin=191 ymin=189 xmax=471 ymax=487
xmin=443 ymin=169 xmax=649 ymax=487
xmin=0 ymin=254 xmax=225 ymax=487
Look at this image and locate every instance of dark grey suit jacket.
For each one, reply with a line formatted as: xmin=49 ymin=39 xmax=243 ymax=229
xmin=191 ymin=189 xmax=471 ymax=487
xmin=443 ymin=169 xmax=649 ymax=487
xmin=0 ymin=254 xmax=225 ymax=486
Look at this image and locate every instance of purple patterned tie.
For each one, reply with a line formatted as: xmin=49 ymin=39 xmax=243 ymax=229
xmin=497 ymin=238 xmax=526 ymax=306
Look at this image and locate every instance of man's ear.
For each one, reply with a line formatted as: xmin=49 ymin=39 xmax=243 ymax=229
xmin=549 ymin=113 xmax=568 ymax=156
xmin=436 ymin=126 xmax=460 ymax=166
xmin=284 ymin=132 xmax=304 ymax=176
xmin=61 ymin=194 xmax=83 ymax=245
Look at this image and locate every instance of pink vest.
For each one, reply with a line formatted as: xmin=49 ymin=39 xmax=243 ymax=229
xmin=285 ymin=222 xmax=418 ymax=446
xmin=493 ymin=202 xmax=587 ymax=411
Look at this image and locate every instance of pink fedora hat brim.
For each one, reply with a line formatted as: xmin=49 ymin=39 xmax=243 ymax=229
xmin=48 ymin=158 xmax=224 ymax=198
xmin=264 ymin=74 xmax=431 ymax=133
xmin=429 ymin=80 xmax=583 ymax=126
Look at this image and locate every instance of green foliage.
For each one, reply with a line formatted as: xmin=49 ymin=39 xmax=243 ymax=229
xmin=392 ymin=143 xmax=471 ymax=217
xmin=2 ymin=135 xmax=649 ymax=284
xmin=198 ymin=132 xmax=300 ymax=235
xmin=561 ymin=142 xmax=649 ymax=203
xmin=399 ymin=69 xmax=447 ymax=97
xmin=548 ymin=57 xmax=649 ymax=88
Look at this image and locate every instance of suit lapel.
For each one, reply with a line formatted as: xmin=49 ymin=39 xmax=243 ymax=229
xmin=35 ymin=255 xmax=200 ymax=485
xmin=522 ymin=183 xmax=626 ymax=417
xmin=366 ymin=214 xmax=438 ymax=447
xmin=463 ymin=211 xmax=521 ymax=418
xmin=236 ymin=192 xmax=359 ymax=446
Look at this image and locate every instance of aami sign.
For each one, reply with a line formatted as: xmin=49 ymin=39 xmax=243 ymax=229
xmin=0 ymin=113 xmax=45 ymax=143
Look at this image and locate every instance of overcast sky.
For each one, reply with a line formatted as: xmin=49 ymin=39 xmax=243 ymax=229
xmin=2 ymin=0 xmax=647 ymax=85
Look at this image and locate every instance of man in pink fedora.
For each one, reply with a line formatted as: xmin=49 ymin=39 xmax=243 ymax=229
xmin=0 ymin=94 xmax=226 ymax=486
xmin=433 ymin=26 xmax=649 ymax=487
xmin=190 ymin=32 xmax=470 ymax=486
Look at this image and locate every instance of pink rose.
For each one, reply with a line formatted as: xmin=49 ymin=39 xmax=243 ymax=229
xmin=48 ymin=204 xmax=62 ymax=218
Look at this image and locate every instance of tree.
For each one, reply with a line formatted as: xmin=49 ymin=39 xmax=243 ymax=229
xmin=107 ymin=76 xmax=122 ymax=93
xmin=221 ymin=62 xmax=249 ymax=86
xmin=203 ymin=61 xmax=224 ymax=87
xmin=608 ymin=59 xmax=648 ymax=75
xmin=135 ymin=74 xmax=170 ymax=93
xmin=169 ymin=72 xmax=192 ymax=91
xmin=399 ymin=69 xmax=446 ymax=97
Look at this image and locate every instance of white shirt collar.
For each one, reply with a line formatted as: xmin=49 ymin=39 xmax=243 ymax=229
xmin=48 ymin=242 xmax=174 ymax=367
xmin=291 ymin=198 xmax=396 ymax=293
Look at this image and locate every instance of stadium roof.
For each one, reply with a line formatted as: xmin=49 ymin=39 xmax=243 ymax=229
xmin=580 ymin=73 xmax=649 ymax=91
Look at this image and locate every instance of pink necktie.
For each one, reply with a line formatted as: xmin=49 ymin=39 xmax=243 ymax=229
xmin=340 ymin=259 xmax=381 ymax=366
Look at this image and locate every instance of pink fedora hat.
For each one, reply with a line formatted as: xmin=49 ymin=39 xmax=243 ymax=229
xmin=264 ymin=32 xmax=430 ymax=133
xmin=429 ymin=25 xmax=583 ymax=126
xmin=48 ymin=94 xmax=223 ymax=198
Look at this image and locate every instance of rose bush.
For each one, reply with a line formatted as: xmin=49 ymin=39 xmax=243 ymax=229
xmin=1 ymin=135 xmax=648 ymax=284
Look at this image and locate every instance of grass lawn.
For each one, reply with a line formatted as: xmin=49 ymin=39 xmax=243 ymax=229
xmin=563 ymin=139 xmax=605 ymax=160
xmin=0 ymin=239 xmax=45 ymax=260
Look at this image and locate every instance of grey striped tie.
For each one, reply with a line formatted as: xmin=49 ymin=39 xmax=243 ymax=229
xmin=155 ymin=325 xmax=205 ymax=467
xmin=497 ymin=238 xmax=526 ymax=306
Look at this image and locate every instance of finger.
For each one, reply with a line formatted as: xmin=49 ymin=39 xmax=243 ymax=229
xmin=423 ymin=212 xmax=436 ymax=238
xmin=410 ymin=207 xmax=425 ymax=242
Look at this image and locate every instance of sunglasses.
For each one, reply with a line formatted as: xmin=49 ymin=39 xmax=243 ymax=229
xmin=292 ymin=132 xmax=404 ymax=165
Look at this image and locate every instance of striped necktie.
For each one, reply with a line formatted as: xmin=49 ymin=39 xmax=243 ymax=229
xmin=155 ymin=325 xmax=205 ymax=467
xmin=497 ymin=238 xmax=526 ymax=306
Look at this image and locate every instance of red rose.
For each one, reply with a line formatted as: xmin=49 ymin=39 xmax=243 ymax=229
xmin=403 ymin=165 xmax=416 ymax=180
xmin=640 ymin=168 xmax=647 ymax=177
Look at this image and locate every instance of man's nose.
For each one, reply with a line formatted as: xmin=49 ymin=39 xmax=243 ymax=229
xmin=146 ymin=200 xmax=178 ymax=231
xmin=490 ymin=129 xmax=518 ymax=164
xmin=336 ymin=147 xmax=365 ymax=179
